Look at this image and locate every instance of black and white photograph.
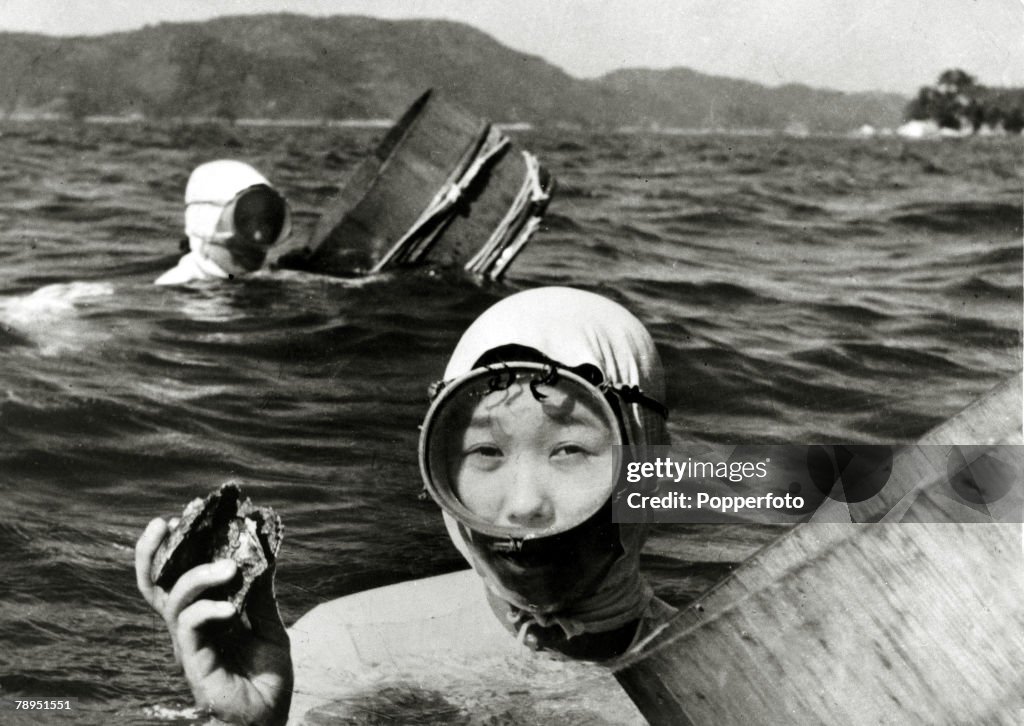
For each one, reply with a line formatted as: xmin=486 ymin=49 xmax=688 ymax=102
xmin=1 ymin=1 xmax=1021 ymax=724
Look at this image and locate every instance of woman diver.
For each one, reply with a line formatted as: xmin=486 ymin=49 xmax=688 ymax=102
xmin=135 ymin=286 xmax=674 ymax=724
xmin=155 ymin=160 xmax=292 ymax=285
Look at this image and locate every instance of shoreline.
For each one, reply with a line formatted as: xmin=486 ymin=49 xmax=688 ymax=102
xmin=1 ymin=113 xmax=1021 ymax=140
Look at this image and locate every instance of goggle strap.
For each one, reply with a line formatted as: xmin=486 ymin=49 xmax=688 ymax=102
xmin=602 ymin=393 xmax=634 ymax=449
xmin=427 ymin=379 xmax=447 ymax=401
xmin=601 ymin=382 xmax=670 ymax=420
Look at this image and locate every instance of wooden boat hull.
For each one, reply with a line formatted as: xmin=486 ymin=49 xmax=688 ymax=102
xmin=615 ymin=374 xmax=1024 ymax=725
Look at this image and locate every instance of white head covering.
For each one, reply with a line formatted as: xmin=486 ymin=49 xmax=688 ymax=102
xmin=439 ymin=286 xmax=669 ymax=640
xmin=184 ymin=160 xmax=274 ymax=254
xmin=155 ymin=160 xmax=291 ymax=285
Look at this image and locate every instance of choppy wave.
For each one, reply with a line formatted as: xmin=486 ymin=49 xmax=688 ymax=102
xmin=0 ymin=122 xmax=1020 ymax=722
xmin=889 ymin=200 xmax=1022 ymax=233
xmin=0 ymin=281 xmax=115 ymax=355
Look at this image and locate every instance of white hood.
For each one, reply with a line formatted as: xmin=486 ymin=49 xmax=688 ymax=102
xmin=439 ymin=287 xmax=669 ymax=640
xmin=184 ymin=160 xmax=274 ymax=253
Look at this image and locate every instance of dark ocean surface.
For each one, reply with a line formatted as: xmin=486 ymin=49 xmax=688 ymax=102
xmin=0 ymin=121 xmax=1020 ymax=724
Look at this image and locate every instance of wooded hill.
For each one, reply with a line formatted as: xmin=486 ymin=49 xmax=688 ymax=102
xmin=0 ymin=14 xmax=908 ymax=132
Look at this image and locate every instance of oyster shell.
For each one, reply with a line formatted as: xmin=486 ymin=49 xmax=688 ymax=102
xmin=151 ymin=482 xmax=283 ymax=612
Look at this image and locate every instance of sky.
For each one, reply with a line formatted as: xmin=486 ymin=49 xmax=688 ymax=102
xmin=0 ymin=0 xmax=1021 ymax=94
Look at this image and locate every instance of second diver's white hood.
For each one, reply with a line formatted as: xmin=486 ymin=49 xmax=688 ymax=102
xmin=184 ymin=160 xmax=292 ymax=276
xmin=185 ymin=160 xmax=274 ymax=252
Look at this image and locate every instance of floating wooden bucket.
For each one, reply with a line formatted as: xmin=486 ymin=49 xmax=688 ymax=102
xmin=614 ymin=374 xmax=1024 ymax=725
xmin=274 ymin=89 xmax=553 ymax=280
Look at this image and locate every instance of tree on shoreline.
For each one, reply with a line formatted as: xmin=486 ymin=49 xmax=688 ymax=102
xmin=906 ymin=69 xmax=1024 ymax=134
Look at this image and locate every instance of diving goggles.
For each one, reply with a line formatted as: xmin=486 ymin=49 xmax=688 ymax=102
xmin=418 ymin=345 xmax=667 ymax=540
xmin=188 ymin=184 xmax=292 ymax=270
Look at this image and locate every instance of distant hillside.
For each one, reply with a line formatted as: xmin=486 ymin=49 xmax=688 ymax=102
xmin=597 ymin=67 xmax=906 ymax=131
xmin=0 ymin=14 xmax=907 ymax=132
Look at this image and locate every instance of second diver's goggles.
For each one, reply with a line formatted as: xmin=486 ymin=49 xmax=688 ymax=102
xmin=187 ymin=184 xmax=292 ymax=271
xmin=418 ymin=344 xmax=667 ymax=541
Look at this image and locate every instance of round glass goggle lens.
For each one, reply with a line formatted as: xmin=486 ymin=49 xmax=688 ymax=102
xmin=419 ymin=363 xmax=622 ymax=540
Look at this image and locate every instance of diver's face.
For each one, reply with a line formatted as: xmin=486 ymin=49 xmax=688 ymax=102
xmin=448 ymin=379 xmax=614 ymax=532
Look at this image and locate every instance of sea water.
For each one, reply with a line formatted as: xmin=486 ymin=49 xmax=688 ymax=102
xmin=0 ymin=121 xmax=1019 ymax=723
